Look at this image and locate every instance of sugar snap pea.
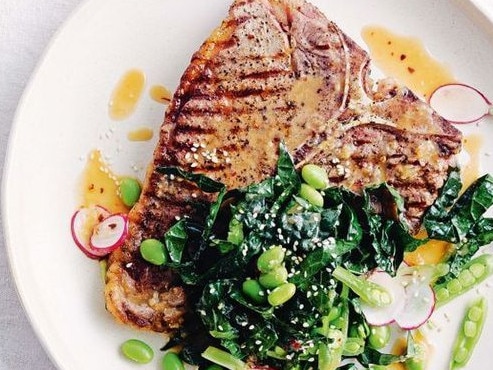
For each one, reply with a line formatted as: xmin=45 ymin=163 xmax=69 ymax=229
xmin=332 ymin=266 xmax=391 ymax=307
xmin=434 ymin=254 xmax=493 ymax=307
xmin=450 ymin=296 xmax=487 ymax=369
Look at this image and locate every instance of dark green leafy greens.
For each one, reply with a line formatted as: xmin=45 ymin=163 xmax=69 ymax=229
xmin=156 ymin=146 xmax=493 ymax=369
xmin=423 ymin=168 xmax=493 ymax=277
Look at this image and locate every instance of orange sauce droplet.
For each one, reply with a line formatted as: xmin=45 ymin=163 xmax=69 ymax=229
xmin=362 ymin=26 xmax=455 ymax=98
xmin=109 ymin=69 xmax=146 ymax=120
xmin=461 ymin=133 xmax=483 ymax=190
xmin=405 ymin=229 xmax=452 ymax=266
xmin=80 ymin=150 xmax=128 ymax=214
xmin=127 ymin=127 xmax=154 ymax=142
xmin=390 ymin=331 xmax=431 ymax=370
xmin=150 ymin=84 xmax=172 ymax=104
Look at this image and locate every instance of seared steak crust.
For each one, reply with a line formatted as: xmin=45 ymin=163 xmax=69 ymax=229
xmin=105 ymin=0 xmax=462 ymax=333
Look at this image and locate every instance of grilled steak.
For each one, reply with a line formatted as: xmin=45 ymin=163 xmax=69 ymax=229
xmin=105 ymin=0 xmax=462 ymax=333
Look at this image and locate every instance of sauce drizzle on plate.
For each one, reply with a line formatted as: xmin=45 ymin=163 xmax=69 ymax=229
xmin=109 ymin=69 xmax=146 ymax=120
xmin=362 ymin=25 xmax=455 ymax=98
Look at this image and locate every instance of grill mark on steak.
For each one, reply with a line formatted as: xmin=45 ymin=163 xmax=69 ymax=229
xmin=105 ymin=0 xmax=462 ymax=334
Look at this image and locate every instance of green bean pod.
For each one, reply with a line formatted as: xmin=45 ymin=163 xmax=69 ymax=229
xmin=434 ymin=254 xmax=493 ymax=307
xmin=332 ymin=266 xmax=391 ymax=307
xmin=450 ymin=296 xmax=487 ymax=369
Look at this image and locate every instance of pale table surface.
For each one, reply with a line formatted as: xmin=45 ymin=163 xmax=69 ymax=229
xmin=0 ymin=1 xmax=83 ymax=369
xmin=2 ymin=1 xmax=493 ymax=370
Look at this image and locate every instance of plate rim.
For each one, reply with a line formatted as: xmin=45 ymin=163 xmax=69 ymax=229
xmin=2 ymin=0 xmax=493 ymax=369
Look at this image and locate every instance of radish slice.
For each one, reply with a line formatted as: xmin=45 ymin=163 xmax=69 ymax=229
xmin=394 ymin=274 xmax=435 ymax=330
xmin=360 ymin=270 xmax=406 ymax=326
xmin=71 ymin=205 xmax=110 ymax=259
xmin=429 ymin=83 xmax=491 ymax=123
xmin=89 ymin=213 xmax=128 ymax=255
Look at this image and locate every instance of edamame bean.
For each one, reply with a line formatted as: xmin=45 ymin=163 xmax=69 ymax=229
xmin=435 ymin=254 xmax=493 ymax=307
xmin=299 ymin=183 xmax=324 ymax=207
xmin=257 ymin=246 xmax=285 ymax=273
xmin=162 ymin=352 xmax=185 ymax=370
xmin=301 ymin=164 xmax=329 ymax=190
xmin=205 ymin=365 xmax=224 ymax=370
xmin=119 ymin=177 xmax=142 ymax=207
xmin=140 ymin=238 xmax=167 ymax=265
xmin=349 ymin=321 xmax=369 ymax=339
xmin=268 ymin=282 xmax=296 ymax=306
xmin=367 ymin=325 xmax=390 ymax=350
xmin=450 ymin=297 xmax=487 ymax=369
xmin=259 ymin=265 xmax=288 ymax=289
xmin=242 ymin=279 xmax=266 ymax=304
xmin=121 ymin=339 xmax=154 ymax=364
xmin=342 ymin=337 xmax=364 ymax=356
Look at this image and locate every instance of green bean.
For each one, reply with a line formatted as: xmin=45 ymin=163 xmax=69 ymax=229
xmin=367 ymin=325 xmax=390 ymax=350
xmin=259 ymin=265 xmax=288 ymax=289
xmin=332 ymin=266 xmax=391 ymax=307
xmin=267 ymin=282 xmax=296 ymax=306
xmin=202 ymin=346 xmax=246 ymax=370
xmin=119 ymin=177 xmax=142 ymax=207
xmin=162 ymin=352 xmax=185 ymax=370
xmin=121 ymin=339 xmax=154 ymax=364
xmin=450 ymin=296 xmax=487 ymax=369
xmin=140 ymin=238 xmax=167 ymax=265
xmin=434 ymin=254 xmax=493 ymax=307
xmin=299 ymin=183 xmax=324 ymax=207
xmin=242 ymin=279 xmax=266 ymax=304
xmin=301 ymin=164 xmax=329 ymax=190
xmin=257 ymin=245 xmax=285 ymax=273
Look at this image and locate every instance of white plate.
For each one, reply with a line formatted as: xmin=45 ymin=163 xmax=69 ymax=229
xmin=3 ymin=0 xmax=493 ymax=369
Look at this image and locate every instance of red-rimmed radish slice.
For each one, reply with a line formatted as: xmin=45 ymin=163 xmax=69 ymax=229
xmin=360 ymin=270 xmax=406 ymax=326
xmin=71 ymin=205 xmax=110 ymax=258
xmin=89 ymin=213 xmax=128 ymax=256
xmin=429 ymin=83 xmax=491 ymax=123
xmin=394 ymin=274 xmax=435 ymax=330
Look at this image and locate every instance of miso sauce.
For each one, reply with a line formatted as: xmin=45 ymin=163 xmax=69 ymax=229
xmin=109 ymin=69 xmax=146 ymax=120
xmin=362 ymin=26 xmax=455 ymax=98
xmin=150 ymin=84 xmax=172 ymax=104
xmin=80 ymin=150 xmax=128 ymax=214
